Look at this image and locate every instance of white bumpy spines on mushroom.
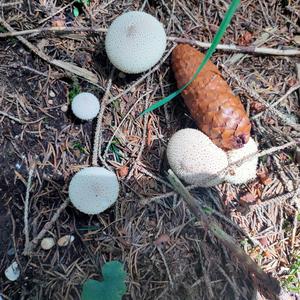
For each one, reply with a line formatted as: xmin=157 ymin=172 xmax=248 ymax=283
xmin=69 ymin=167 xmax=119 ymax=214
xmin=71 ymin=92 xmax=100 ymax=120
xmin=225 ymin=137 xmax=258 ymax=185
xmin=167 ymin=129 xmax=228 ymax=187
xmin=105 ymin=11 xmax=166 ymax=74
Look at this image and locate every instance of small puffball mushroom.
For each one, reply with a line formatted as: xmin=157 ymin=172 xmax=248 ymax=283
xmin=41 ymin=237 xmax=55 ymax=250
xmin=167 ymin=129 xmax=228 ymax=187
xmin=71 ymin=92 xmax=100 ymax=120
xmin=69 ymin=167 xmax=119 ymax=215
xmin=105 ymin=11 xmax=166 ymax=74
xmin=5 ymin=261 xmax=20 ymax=281
xmin=57 ymin=235 xmax=74 ymax=247
xmin=225 ymin=137 xmax=258 ymax=185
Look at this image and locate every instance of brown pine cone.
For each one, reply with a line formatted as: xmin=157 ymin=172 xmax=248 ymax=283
xmin=171 ymin=44 xmax=251 ymax=151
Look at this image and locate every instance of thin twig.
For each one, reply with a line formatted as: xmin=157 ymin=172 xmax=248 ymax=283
xmin=38 ymin=0 xmax=76 ymax=24
xmin=92 ymin=68 xmax=114 ymax=166
xmin=126 ymin=80 xmax=155 ymax=180
xmin=0 ymin=110 xmax=24 ymax=123
xmin=167 ymin=169 xmax=280 ymax=299
xmin=1 ymin=25 xmax=299 ymax=56
xmin=103 ymin=90 xmax=153 ymax=159
xmin=168 ymin=37 xmax=300 ymax=56
xmin=250 ymin=186 xmax=300 ymax=211
xmin=0 ymin=19 xmax=99 ymax=85
xmin=221 ymin=64 xmax=300 ymax=130
xmin=23 ymin=199 xmax=70 ymax=256
xmin=23 ymin=166 xmax=34 ymax=255
xmin=0 ymin=1 xmax=22 ymax=7
xmin=0 ymin=26 xmax=107 ymax=38
xmin=252 ymin=83 xmax=300 ymax=120
xmin=157 ymin=246 xmax=174 ymax=287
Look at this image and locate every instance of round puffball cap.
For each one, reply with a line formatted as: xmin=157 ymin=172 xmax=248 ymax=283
xmin=225 ymin=137 xmax=258 ymax=185
xmin=105 ymin=11 xmax=167 ymax=74
xmin=69 ymin=167 xmax=119 ymax=214
xmin=167 ymin=129 xmax=228 ymax=187
xmin=71 ymin=92 xmax=100 ymax=120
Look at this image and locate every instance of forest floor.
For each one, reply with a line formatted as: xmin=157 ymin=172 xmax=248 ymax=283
xmin=0 ymin=0 xmax=300 ymax=299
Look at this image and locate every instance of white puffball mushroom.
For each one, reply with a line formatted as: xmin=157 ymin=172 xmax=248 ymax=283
xmin=5 ymin=261 xmax=20 ymax=281
xmin=69 ymin=167 xmax=119 ymax=215
xmin=71 ymin=92 xmax=100 ymax=120
xmin=225 ymin=137 xmax=258 ymax=185
xmin=57 ymin=235 xmax=75 ymax=247
xmin=41 ymin=237 xmax=55 ymax=250
xmin=167 ymin=129 xmax=228 ymax=187
xmin=105 ymin=11 xmax=167 ymax=74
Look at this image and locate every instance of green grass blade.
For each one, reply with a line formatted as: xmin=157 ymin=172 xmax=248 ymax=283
xmin=140 ymin=0 xmax=240 ymax=117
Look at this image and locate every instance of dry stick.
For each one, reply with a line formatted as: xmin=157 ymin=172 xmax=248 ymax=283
xmin=167 ymin=36 xmax=300 ymax=56
xmin=157 ymin=246 xmax=174 ymax=287
xmin=226 ymin=29 xmax=275 ymax=65
xmin=23 ymin=199 xmax=70 ymax=256
xmin=1 ymin=24 xmax=299 ymax=57
xmin=252 ymin=83 xmax=300 ymax=120
xmin=92 ymin=68 xmax=114 ymax=167
xmin=167 ymin=169 xmax=281 ymax=300
xmin=0 ymin=1 xmax=22 ymax=7
xmin=0 ymin=110 xmax=24 ymax=123
xmin=0 ymin=19 xmax=99 ymax=85
xmin=24 ymin=167 xmax=34 ymax=254
xmin=0 ymin=26 xmax=107 ymax=38
xmin=2 ymin=23 xmax=299 ymax=58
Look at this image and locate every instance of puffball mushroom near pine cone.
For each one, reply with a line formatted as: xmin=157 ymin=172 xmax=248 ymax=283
xmin=225 ymin=137 xmax=258 ymax=185
xmin=69 ymin=167 xmax=119 ymax=215
xmin=105 ymin=11 xmax=166 ymax=74
xmin=166 ymin=129 xmax=228 ymax=187
xmin=71 ymin=92 xmax=100 ymax=120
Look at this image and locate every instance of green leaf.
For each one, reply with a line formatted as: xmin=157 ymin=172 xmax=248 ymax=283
xmin=140 ymin=0 xmax=241 ymax=117
xmin=73 ymin=6 xmax=79 ymax=17
xmin=81 ymin=261 xmax=127 ymax=300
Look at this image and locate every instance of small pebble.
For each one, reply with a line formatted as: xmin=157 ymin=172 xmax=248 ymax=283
xmin=41 ymin=237 xmax=55 ymax=250
xmin=49 ymin=90 xmax=55 ymax=97
xmin=118 ymin=72 xmax=126 ymax=79
xmin=48 ymin=99 xmax=53 ymax=105
xmin=61 ymin=104 xmax=68 ymax=112
xmin=57 ymin=235 xmax=74 ymax=247
xmin=5 ymin=261 xmax=20 ymax=281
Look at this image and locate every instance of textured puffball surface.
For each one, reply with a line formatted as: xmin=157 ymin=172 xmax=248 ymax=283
xmin=69 ymin=167 xmax=119 ymax=215
xmin=167 ymin=129 xmax=228 ymax=187
xmin=71 ymin=92 xmax=100 ymax=120
xmin=225 ymin=137 xmax=258 ymax=185
xmin=105 ymin=11 xmax=166 ymax=74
